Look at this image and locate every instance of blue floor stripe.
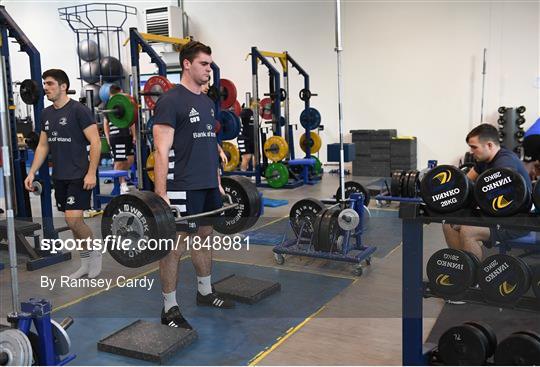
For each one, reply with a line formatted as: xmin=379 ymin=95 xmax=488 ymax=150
xmin=53 ymin=260 xmax=352 ymax=365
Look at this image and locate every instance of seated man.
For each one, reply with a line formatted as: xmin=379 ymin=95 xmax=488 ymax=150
xmin=442 ymin=124 xmax=531 ymax=260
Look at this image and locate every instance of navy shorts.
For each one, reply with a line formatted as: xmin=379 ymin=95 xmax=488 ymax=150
xmin=237 ymin=136 xmax=254 ymax=155
xmin=53 ymin=178 xmax=92 ymax=212
xmin=167 ymin=188 xmax=222 ymax=233
xmin=109 ymin=136 xmax=134 ymax=162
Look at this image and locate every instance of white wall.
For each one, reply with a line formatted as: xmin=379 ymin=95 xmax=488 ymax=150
xmin=2 ymin=0 xmax=539 ymax=167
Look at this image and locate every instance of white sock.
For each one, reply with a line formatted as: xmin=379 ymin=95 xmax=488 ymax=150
xmin=163 ymin=291 xmax=178 ymax=312
xmin=87 ymin=251 xmax=102 ymax=278
xmin=69 ymin=250 xmax=90 ymax=279
xmin=197 ymin=275 xmax=212 ymax=296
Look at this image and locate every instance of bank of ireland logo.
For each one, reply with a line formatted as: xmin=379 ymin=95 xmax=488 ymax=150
xmin=433 ymin=170 xmax=452 ymax=185
xmin=206 ymin=124 xmax=212 ymax=131
xmin=66 ymin=196 xmax=75 ymax=205
xmin=491 ymin=195 xmax=513 ymax=211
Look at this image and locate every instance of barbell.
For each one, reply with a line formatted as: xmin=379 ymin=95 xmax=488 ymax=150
xmin=98 ymin=93 xmax=138 ymax=129
xmin=101 ymin=176 xmax=262 ymax=268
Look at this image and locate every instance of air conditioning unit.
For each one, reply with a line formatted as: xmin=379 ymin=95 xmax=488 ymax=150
xmin=144 ymin=6 xmax=183 ymax=39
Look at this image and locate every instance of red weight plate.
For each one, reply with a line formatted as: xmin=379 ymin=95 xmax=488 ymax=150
xmin=143 ymin=76 xmax=173 ymax=110
xmin=220 ymin=79 xmax=237 ymax=109
xmin=214 ymin=120 xmax=221 ymax=134
xmin=230 ymin=100 xmax=241 ymax=117
xmin=259 ymin=98 xmax=273 ymax=120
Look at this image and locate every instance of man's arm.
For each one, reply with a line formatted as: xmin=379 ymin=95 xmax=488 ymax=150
xmin=24 ymin=132 xmax=49 ymax=191
xmin=153 ymin=124 xmax=174 ymax=201
xmin=467 ymin=167 xmax=478 ymax=182
xmin=103 ymin=117 xmax=110 ymax=144
xmin=83 ymin=124 xmax=101 ymax=190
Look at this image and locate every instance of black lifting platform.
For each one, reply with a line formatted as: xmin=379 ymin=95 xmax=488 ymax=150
xmin=97 ymin=320 xmax=198 ymax=364
xmin=213 ymin=274 xmax=281 ymax=304
xmin=0 ymin=219 xmax=71 ymax=271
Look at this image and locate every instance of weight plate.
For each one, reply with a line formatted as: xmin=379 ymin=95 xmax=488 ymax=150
xmin=407 ymin=170 xmax=420 ymax=198
xmin=143 ymin=76 xmax=173 ymax=110
xmin=391 ymin=170 xmax=404 ymax=196
xmin=477 ymin=254 xmax=531 ymax=306
xmin=289 ymin=198 xmax=326 ymax=238
xmin=215 ymin=176 xmax=261 ymax=234
xmin=420 ymin=165 xmax=472 ymax=213
xmin=438 ymin=324 xmax=490 ymax=365
xmin=337 ymin=208 xmax=360 ymax=231
xmin=220 ymin=79 xmax=237 ymax=109
xmin=263 ymin=136 xmax=289 ymax=162
xmin=315 ymin=207 xmax=345 ymax=253
xmin=101 ymin=191 xmax=176 ymax=268
xmin=299 ymin=88 xmax=312 ymax=101
xmin=219 ymin=110 xmax=241 ymax=140
xmin=494 ymin=331 xmax=540 ymax=365
xmin=50 ymin=319 xmax=71 ymax=356
xmin=222 ymin=142 xmax=240 ymax=172
xmin=146 ymin=117 xmax=154 ymax=146
xmin=311 ymin=208 xmax=327 ymax=251
xmin=265 ymin=162 xmax=289 ymax=188
xmin=464 ymin=321 xmax=497 ymax=358
xmin=401 ymin=171 xmax=411 ymax=198
xmin=106 ymin=93 xmax=136 ymax=129
xmin=426 ymin=248 xmax=478 ymax=299
xmin=335 ymin=181 xmax=371 ymax=206
xmin=474 ymin=167 xmax=530 ymax=216
xmin=533 ymin=181 xmax=540 ymax=213
xmin=0 ymin=328 xmax=33 ymax=366
xmin=299 ymin=132 xmax=322 ymax=154
xmin=20 ymin=79 xmax=41 ymax=105
xmin=299 ymin=107 xmax=321 ymax=130
xmin=146 ymin=151 xmax=155 ymax=182
xmin=259 ymin=97 xmax=273 ymax=120
xmin=311 ymin=156 xmax=323 ymax=175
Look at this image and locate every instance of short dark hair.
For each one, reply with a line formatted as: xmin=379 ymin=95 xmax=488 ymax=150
xmin=109 ymin=84 xmax=122 ymax=95
xmin=466 ymin=123 xmax=499 ymax=145
xmin=179 ymin=41 xmax=211 ymax=68
xmin=42 ymin=69 xmax=70 ymax=91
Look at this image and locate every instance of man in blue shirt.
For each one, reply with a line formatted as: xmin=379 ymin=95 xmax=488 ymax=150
xmin=442 ymin=124 xmax=531 ymax=261
xmin=153 ymin=41 xmax=232 ymax=329
xmin=522 ymin=117 xmax=540 ymax=179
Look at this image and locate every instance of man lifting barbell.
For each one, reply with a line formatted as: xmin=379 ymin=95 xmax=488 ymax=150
xmin=442 ymin=124 xmax=531 ymax=261
xmin=103 ymin=85 xmax=135 ymax=194
xmin=24 ymin=69 xmax=102 ymax=279
xmin=153 ymin=41 xmax=232 ymax=329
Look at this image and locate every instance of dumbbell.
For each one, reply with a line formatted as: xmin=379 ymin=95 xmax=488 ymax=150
xmin=477 ymin=254 xmax=532 ymax=306
xmin=437 ymin=321 xmax=497 ymax=365
xmin=474 ymin=167 xmax=531 ymax=216
xmin=426 ymin=248 xmax=480 ymax=299
xmin=420 ymin=165 xmax=475 ymax=213
xmin=494 ymin=330 xmax=540 ymax=365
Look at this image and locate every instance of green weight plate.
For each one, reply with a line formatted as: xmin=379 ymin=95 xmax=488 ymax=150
xmin=106 ymin=93 xmax=135 ymax=129
xmin=265 ymin=162 xmax=289 ymax=188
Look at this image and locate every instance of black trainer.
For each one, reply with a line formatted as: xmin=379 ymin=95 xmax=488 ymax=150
xmin=196 ymin=291 xmax=235 ymax=308
xmin=161 ymin=306 xmax=193 ymax=329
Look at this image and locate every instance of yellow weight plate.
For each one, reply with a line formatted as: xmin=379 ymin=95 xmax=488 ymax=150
xmin=264 ymin=136 xmax=289 ymax=162
xmin=222 ymin=141 xmax=240 ymax=172
xmin=146 ymin=151 xmax=155 ymax=182
xmin=300 ymin=132 xmax=321 ymax=154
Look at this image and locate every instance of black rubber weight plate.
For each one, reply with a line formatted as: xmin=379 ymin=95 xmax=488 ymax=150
xmin=419 ymin=165 xmax=471 ymax=213
xmin=426 ymin=248 xmax=477 ymax=299
xmin=474 ymin=167 xmax=530 ymax=216
xmin=289 ymin=198 xmax=326 ymax=238
xmin=438 ymin=324 xmax=490 ymax=365
xmin=335 ymin=181 xmax=371 ymax=206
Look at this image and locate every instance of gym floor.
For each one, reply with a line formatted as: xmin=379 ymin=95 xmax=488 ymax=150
xmin=3 ymin=172 xmax=535 ymax=365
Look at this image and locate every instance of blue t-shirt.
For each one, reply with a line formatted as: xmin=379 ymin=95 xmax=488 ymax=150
xmin=153 ymin=84 xmax=219 ymax=190
xmin=474 ymin=147 xmax=532 ymax=191
xmin=40 ymin=99 xmax=95 ymax=180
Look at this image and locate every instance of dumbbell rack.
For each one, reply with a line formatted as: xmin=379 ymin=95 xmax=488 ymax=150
xmin=399 ymin=202 xmax=540 ymax=365
xmin=273 ymin=193 xmax=376 ymax=275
